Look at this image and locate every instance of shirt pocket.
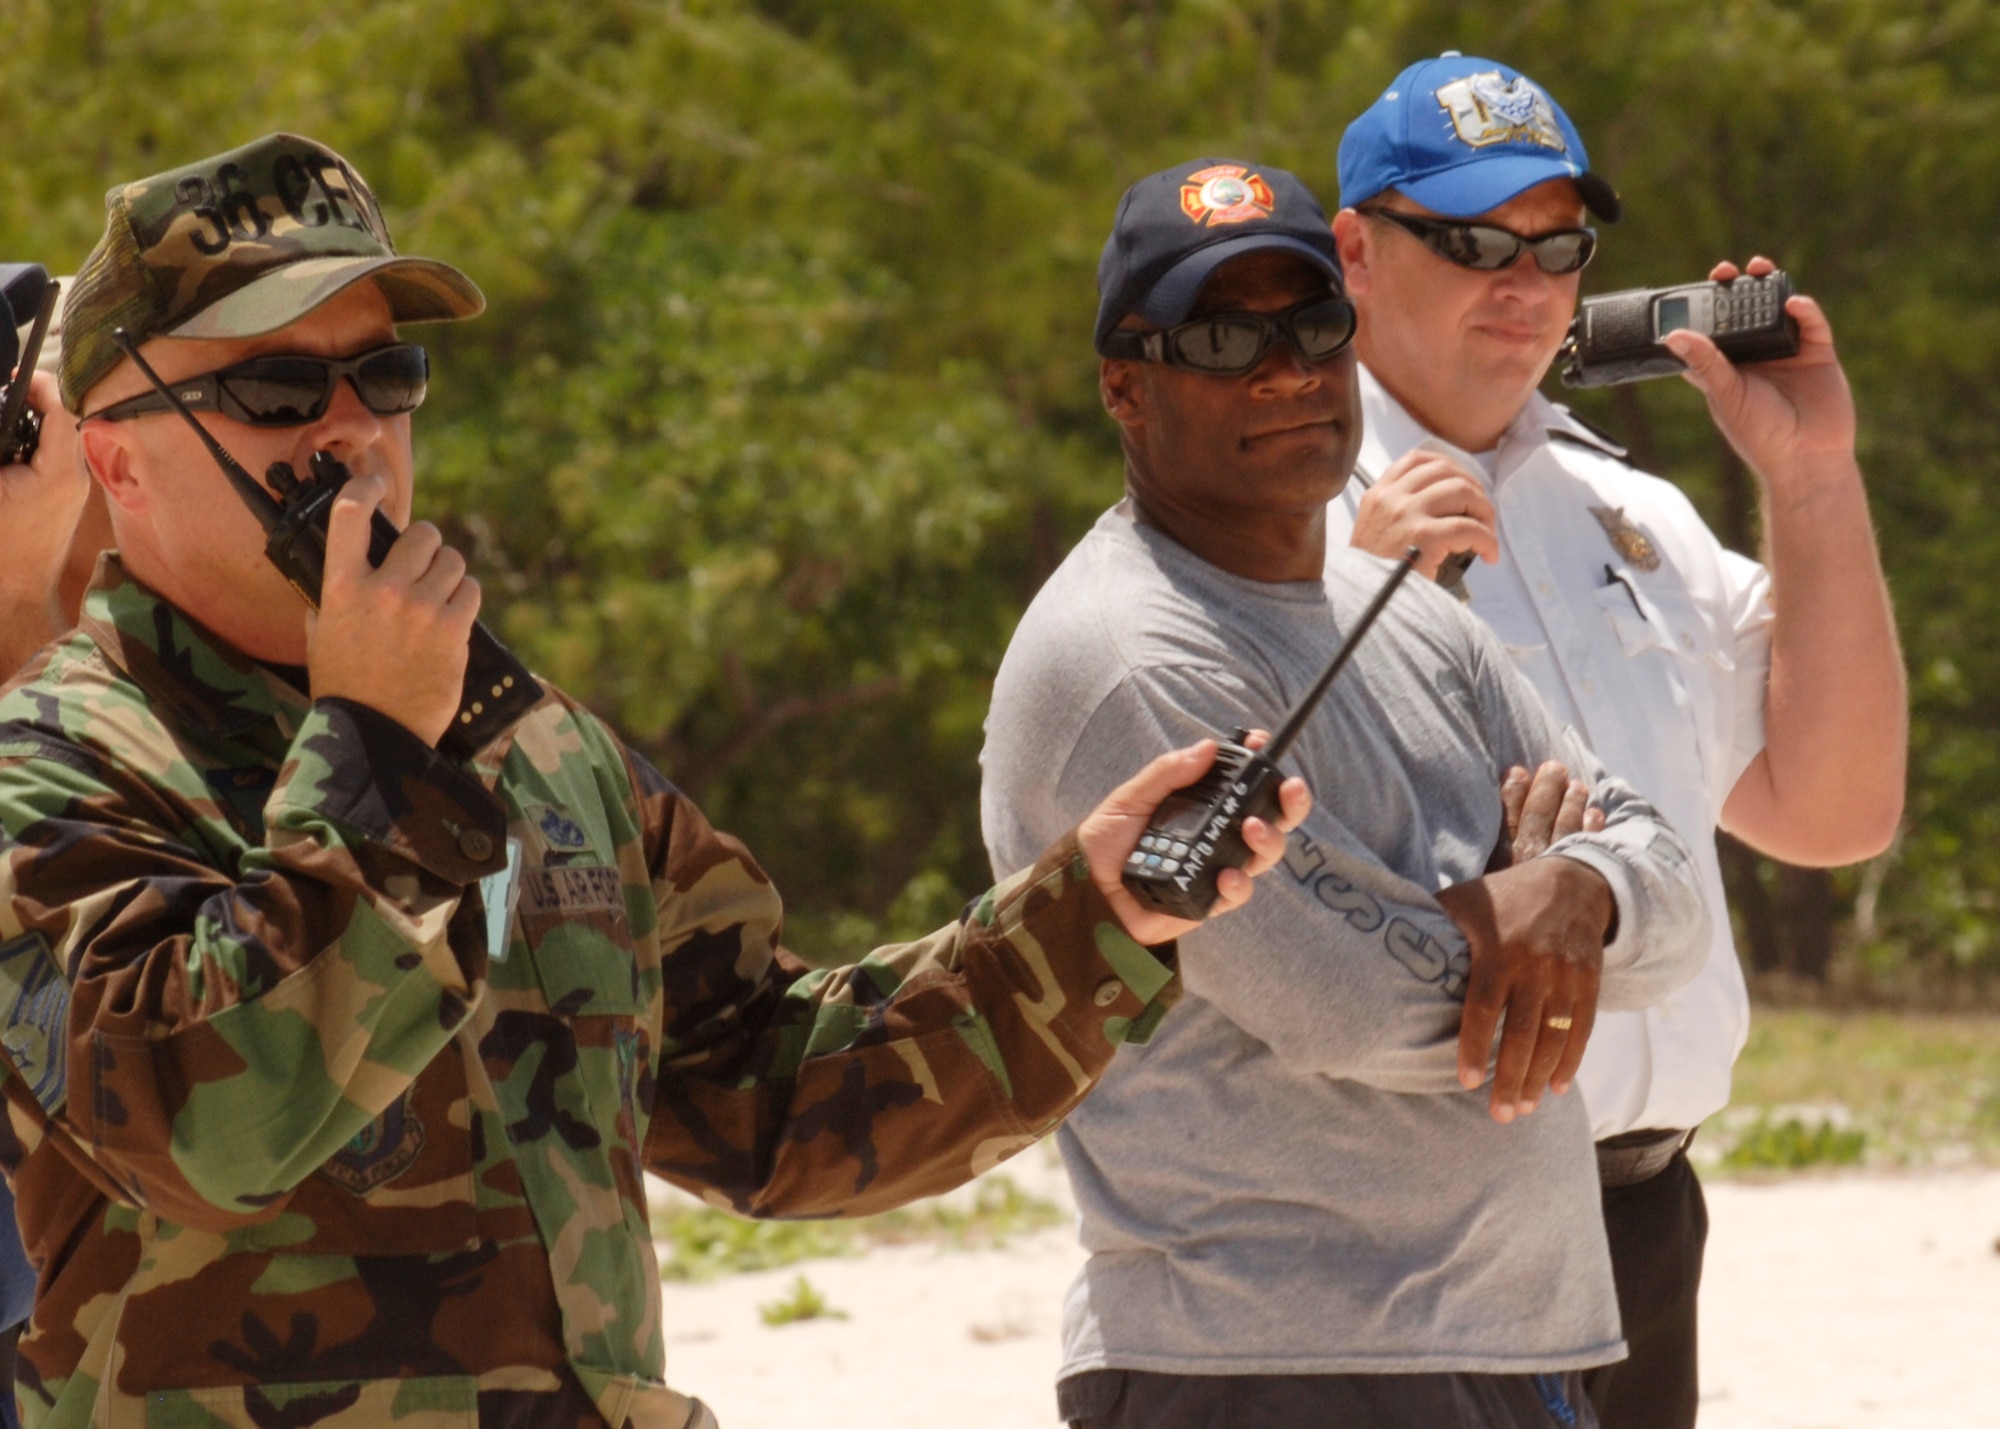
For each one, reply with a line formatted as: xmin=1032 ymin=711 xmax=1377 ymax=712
xmin=241 ymin=1041 xmax=480 ymax=1257
xmin=518 ymin=863 xmax=647 ymax=1017
xmin=514 ymin=861 xmax=651 ymax=1197
xmin=1594 ymin=570 xmax=1727 ymax=797
xmin=1596 ymin=570 xmax=1732 ymax=672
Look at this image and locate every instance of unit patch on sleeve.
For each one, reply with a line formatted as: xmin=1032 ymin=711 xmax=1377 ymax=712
xmin=0 ymin=932 xmax=71 ymax=1115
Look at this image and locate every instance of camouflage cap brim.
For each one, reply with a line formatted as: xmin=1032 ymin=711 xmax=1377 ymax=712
xmin=169 ymin=254 xmax=484 ymax=340
xmin=60 ymin=133 xmax=485 ymax=411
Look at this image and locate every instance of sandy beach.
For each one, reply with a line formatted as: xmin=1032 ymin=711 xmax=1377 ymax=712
xmin=654 ymin=1160 xmax=2000 ymax=1429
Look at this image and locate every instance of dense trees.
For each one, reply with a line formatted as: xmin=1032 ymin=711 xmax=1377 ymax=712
xmin=6 ymin=1 xmax=1995 ymax=984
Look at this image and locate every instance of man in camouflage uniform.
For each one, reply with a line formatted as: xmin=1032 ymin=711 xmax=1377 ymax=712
xmin=0 ymin=275 xmax=98 ymax=1429
xmin=0 ymin=134 xmax=1304 ymax=1429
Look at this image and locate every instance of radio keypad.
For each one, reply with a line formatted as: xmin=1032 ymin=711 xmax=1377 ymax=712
xmin=1717 ymin=277 xmax=1782 ymax=336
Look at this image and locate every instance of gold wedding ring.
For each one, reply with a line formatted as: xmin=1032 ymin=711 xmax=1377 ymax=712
xmin=1544 ymin=1014 xmax=1574 ymax=1031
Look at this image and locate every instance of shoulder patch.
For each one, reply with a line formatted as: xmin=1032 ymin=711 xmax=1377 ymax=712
xmin=0 ymin=932 xmax=70 ymax=1115
xmin=1548 ymin=412 xmax=1631 ymax=463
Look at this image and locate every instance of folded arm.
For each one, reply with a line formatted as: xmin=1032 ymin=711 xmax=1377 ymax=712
xmin=1022 ymin=666 xmax=1482 ymax=1094
xmin=1438 ymin=617 xmax=1714 ymax=1118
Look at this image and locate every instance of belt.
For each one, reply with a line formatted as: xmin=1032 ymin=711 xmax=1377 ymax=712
xmin=1595 ymin=1127 xmax=1694 ymax=1188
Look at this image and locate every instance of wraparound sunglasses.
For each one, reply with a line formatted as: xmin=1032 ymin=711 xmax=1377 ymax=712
xmin=1101 ymin=295 xmax=1358 ymax=377
xmin=87 ymin=343 xmax=430 ymax=427
xmin=1360 ymin=208 xmax=1597 ymax=275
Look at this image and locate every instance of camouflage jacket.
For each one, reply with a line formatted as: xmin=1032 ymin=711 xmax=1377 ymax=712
xmin=0 ymin=560 xmax=1179 ymax=1429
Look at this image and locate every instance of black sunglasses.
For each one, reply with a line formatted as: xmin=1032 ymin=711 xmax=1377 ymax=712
xmin=1360 ymin=208 xmax=1597 ymax=275
xmin=1102 ymin=295 xmax=1358 ymax=377
xmin=89 ymin=343 xmax=430 ymax=427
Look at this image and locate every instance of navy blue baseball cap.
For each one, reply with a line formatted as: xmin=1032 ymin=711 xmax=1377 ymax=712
xmin=1337 ymin=53 xmax=1621 ymax=223
xmin=1094 ymin=158 xmax=1341 ymax=354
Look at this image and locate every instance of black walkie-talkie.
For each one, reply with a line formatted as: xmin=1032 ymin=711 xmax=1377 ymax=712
xmin=111 ymin=328 xmax=543 ymax=761
xmin=1122 ymin=549 xmax=1420 ymax=919
xmin=1 ymin=265 xmax=59 ymax=465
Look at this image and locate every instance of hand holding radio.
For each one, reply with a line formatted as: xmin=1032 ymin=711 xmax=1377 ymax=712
xmin=1081 ymin=735 xmax=1310 ymax=947
xmin=110 ymin=328 xmax=545 ymax=759
xmin=306 ymin=473 xmax=484 ymax=749
xmin=1122 ymin=551 xmax=1418 ymax=920
xmin=1659 ymin=256 xmax=1857 ymax=482
xmin=1349 ymin=447 xmax=1496 ymax=584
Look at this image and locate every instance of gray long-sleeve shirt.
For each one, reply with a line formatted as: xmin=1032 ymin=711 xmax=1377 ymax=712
xmin=980 ymin=501 xmax=1709 ymax=1377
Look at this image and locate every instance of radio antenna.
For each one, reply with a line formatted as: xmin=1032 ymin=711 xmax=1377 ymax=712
xmin=1262 ymin=546 xmax=1419 ymax=764
xmin=109 ymin=328 xmax=282 ymax=531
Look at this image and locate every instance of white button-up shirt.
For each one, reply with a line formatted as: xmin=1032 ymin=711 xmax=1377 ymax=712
xmin=1328 ymin=367 xmax=1772 ymax=1138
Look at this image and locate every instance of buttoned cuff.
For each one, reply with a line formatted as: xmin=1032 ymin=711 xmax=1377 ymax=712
xmin=996 ymin=832 xmax=1181 ymax=1048
xmin=268 ymin=697 xmax=509 ymax=886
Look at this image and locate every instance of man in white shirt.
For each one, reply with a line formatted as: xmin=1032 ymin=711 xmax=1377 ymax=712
xmin=1325 ymin=53 xmax=1907 ymax=1429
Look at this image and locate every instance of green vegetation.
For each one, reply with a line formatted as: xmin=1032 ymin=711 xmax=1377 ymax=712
xmin=8 ymin=3 xmax=2000 ymax=978
xmin=1720 ymin=1116 xmax=1868 ymax=1172
xmin=757 ymin=1275 xmax=847 ymax=1327
xmin=1709 ymin=1008 xmax=2000 ymax=1172
xmin=654 ymin=1174 xmax=1066 ymax=1282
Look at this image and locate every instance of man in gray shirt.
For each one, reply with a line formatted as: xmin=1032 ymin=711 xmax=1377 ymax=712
xmin=980 ymin=159 xmax=1709 ymax=1429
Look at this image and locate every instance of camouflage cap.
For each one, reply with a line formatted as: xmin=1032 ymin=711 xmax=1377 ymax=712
xmin=59 ymin=133 xmax=484 ymax=412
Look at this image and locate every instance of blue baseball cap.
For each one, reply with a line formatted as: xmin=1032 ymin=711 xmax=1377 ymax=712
xmin=1094 ymin=158 xmax=1341 ymax=354
xmin=1337 ymin=53 xmax=1621 ymax=223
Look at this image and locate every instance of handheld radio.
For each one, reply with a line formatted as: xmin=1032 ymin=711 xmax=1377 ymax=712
xmin=111 ymin=329 xmax=543 ymax=762
xmin=1560 ymin=270 xmax=1800 ymax=388
xmin=0 ymin=265 xmax=59 ymax=465
xmin=1121 ymin=549 xmax=1419 ymax=920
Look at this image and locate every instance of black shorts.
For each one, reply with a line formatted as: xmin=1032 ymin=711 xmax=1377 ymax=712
xmin=1057 ymin=1367 xmax=1597 ymax=1429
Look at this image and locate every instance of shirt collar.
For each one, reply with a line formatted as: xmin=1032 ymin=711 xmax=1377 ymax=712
xmin=78 ymin=554 xmax=312 ymax=742
xmin=1354 ymin=366 xmax=1607 ymax=490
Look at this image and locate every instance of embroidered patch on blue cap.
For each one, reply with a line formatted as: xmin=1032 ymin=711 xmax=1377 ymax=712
xmin=1434 ymin=71 xmax=1568 ymax=153
xmin=0 ymin=932 xmax=70 ymax=1115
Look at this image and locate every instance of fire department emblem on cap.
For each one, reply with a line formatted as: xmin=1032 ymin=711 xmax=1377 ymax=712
xmin=1181 ymin=165 xmax=1276 ymax=226
xmin=1435 ymin=72 xmax=1568 ymax=153
xmin=1590 ymin=505 xmax=1662 ymax=571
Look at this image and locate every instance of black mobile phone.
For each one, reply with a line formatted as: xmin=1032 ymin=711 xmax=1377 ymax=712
xmin=1122 ymin=550 xmax=1419 ymax=920
xmin=1560 ymin=271 xmax=1800 ymax=388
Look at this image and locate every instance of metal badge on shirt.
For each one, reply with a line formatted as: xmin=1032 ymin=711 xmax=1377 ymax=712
xmin=1589 ymin=505 xmax=1662 ymax=571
